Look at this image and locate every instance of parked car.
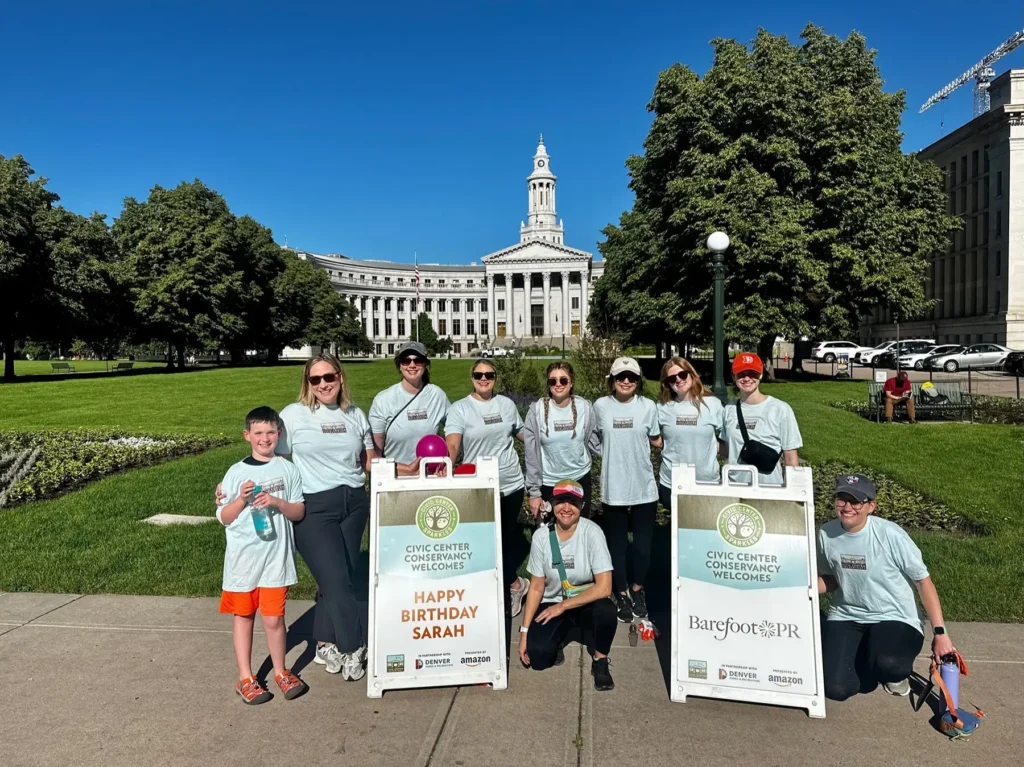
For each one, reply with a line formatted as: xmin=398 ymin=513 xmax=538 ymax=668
xmin=875 ymin=340 xmax=942 ymax=369
xmin=899 ymin=344 xmax=963 ymax=370
xmin=479 ymin=347 xmax=514 ymax=358
xmin=811 ymin=341 xmax=874 ymax=363
xmin=1004 ymin=351 xmax=1024 ymax=375
xmin=856 ymin=339 xmax=935 ymax=366
xmin=925 ymin=343 xmax=1014 ymax=372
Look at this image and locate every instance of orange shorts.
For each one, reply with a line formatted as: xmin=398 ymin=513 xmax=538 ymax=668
xmin=219 ymin=586 xmax=289 ymax=617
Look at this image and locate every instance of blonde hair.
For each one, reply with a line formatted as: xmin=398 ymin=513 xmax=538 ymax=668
xmin=658 ymin=357 xmax=710 ymax=411
xmin=543 ymin=362 xmax=578 ymax=438
xmin=298 ymin=353 xmax=352 ymax=411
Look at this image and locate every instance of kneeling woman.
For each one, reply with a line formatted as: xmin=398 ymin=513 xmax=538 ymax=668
xmin=519 ymin=480 xmax=616 ymax=691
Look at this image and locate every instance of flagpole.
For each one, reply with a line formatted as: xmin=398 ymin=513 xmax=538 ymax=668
xmin=415 ymin=251 xmax=420 ymax=343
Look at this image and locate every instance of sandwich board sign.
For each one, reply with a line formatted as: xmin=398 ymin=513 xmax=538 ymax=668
xmin=367 ymin=456 xmax=507 ymax=697
xmin=669 ymin=464 xmax=825 ymax=717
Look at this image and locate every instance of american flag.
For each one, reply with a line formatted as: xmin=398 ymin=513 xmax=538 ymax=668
xmin=414 ymin=252 xmax=420 ymax=310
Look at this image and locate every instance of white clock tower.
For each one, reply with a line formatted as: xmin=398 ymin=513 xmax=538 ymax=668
xmin=520 ymin=134 xmax=565 ymax=245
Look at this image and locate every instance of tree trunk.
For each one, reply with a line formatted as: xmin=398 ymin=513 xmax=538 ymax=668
xmin=3 ymin=336 xmax=15 ymax=380
xmin=176 ymin=342 xmax=187 ymax=370
xmin=758 ymin=336 xmax=776 ymax=381
xmin=266 ymin=347 xmax=280 ymax=365
xmin=166 ymin=343 xmax=175 ymax=369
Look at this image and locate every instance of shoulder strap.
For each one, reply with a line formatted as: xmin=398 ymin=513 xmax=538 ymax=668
xmin=736 ymin=399 xmax=751 ymax=446
xmin=381 ymin=385 xmax=425 ymax=459
xmin=548 ymin=526 xmax=572 ymax=592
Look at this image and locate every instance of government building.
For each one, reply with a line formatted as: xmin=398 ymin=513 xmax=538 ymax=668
xmin=862 ymin=68 xmax=1024 ymax=348
xmin=290 ymin=136 xmax=604 ymax=357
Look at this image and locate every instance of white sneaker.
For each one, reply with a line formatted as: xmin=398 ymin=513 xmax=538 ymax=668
xmin=883 ymin=679 xmax=910 ymax=697
xmin=325 ymin=644 xmax=346 ymax=674
xmin=342 ymin=645 xmax=367 ymax=681
xmin=510 ymin=576 xmax=529 ymax=618
xmin=313 ymin=642 xmax=334 ymax=666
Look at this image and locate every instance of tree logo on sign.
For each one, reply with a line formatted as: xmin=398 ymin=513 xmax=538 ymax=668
xmin=416 ymin=496 xmax=460 ymax=539
xmin=717 ymin=503 xmax=764 ymax=548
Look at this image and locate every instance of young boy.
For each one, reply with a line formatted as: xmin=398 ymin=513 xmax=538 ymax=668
xmin=817 ymin=474 xmax=955 ymax=701
xmin=218 ymin=406 xmax=308 ymax=704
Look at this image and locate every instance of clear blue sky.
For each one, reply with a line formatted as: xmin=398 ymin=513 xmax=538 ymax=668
xmin=3 ymin=1 xmax=1021 ymax=265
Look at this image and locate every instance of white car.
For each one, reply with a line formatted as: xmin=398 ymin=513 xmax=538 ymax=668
xmin=856 ymin=339 xmax=935 ymax=365
xmin=898 ymin=344 xmax=962 ymax=370
xmin=811 ymin=341 xmax=873 ymax=363
xmin=927 ymin=343 xmax=1014 ymax=372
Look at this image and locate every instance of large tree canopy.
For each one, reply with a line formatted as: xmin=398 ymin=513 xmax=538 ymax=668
xmin=592 ymin=25 xmax=958 ymax=370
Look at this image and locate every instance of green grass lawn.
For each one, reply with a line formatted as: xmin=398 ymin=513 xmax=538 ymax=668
xmin=1 ymin=362 xmax=1021 ymax=621
xmin=10 ymin=360 xmax=166 ymax=376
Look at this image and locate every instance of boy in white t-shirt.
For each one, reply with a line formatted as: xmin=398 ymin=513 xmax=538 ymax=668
xmin=217 ymin=406 xmax=308 ymax=705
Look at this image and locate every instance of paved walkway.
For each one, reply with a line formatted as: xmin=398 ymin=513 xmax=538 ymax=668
xmin=1 ymin=592 xmax=1018 ymax=766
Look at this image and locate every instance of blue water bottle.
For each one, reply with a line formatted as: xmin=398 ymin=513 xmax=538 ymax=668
xmin=250 ymin=485 xmax=275 ymax=541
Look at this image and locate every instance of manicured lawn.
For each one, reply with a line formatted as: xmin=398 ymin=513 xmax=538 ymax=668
xmin=1 ymin=362 xmax=1021 ymax=621
xmin=10 ymin=360 xmax=165 ymax=376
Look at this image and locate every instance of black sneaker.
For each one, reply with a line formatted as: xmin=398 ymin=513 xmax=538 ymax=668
xmin=616 ymin=592 xmax=633 ymax=623
xmin=630 ymin=587 xmax=648 ymax=619
xmin=554 ymin=646 xmax=565 ymax=666
xmin=592 ymin=658 xmax=614 ymax=691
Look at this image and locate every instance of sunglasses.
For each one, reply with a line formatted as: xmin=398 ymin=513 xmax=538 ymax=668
xmin=735 ymin=371 xmax=760 ymax=380
xmin=835 ymin=497 xmax=868 ymax=510
xmin=399 ymin=356 xmax=425 ymax=367
xmin=472 ymin=371 xmax=496 ymax=380
xmin=614 ymin=373 xmax=640 ymax=383
xmin=664 ymin=371 xmax=690 ymax=385
xmin=548 ymin=377 xmax=571 ymax=386
xmin=307 ymin=373 xmax=339 ymax=386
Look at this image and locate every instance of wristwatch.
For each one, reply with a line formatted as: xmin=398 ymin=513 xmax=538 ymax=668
xmin=933 ymin=626 xmax=946 ymax=635
xmin=520 ymin=626 xmax=529 ymax=634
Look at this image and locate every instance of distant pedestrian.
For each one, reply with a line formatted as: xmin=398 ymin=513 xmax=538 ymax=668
xmin=216 ymin=405 xmax=307 ymax=704
xmin=883 ymin=370 xmax=917 ymax=424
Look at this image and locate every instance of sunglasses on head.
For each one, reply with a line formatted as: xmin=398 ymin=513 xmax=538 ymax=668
xmin=472 ymin=371 xmax=496 ymax=380
xmin=307 ymin=373 xmax=338 ymax=386
xmin=614 ymin=373 xmax=640 ymax=383
xmin=399 ymin=356 xmax=425 ymax=367
xmin=664 ymin=371 xmax=690 ymax=385
xmin=548 ymin=376 xmax=570 ymax=386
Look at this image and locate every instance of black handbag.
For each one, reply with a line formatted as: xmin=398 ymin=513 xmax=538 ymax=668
xmin=736 ymin=400 xmax=782 ymax=474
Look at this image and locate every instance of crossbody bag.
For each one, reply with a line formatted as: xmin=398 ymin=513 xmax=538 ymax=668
xmin=549 ymin=525 xmax=591 ymax=599
xmin=736 ymin=399 xmax=782 ymax=474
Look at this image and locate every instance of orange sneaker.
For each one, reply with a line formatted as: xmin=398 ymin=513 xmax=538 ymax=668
xmin=236 ymin=676 xmax=271 ymax=705
xmin=274 ymin=669 xmax=308 ymax=700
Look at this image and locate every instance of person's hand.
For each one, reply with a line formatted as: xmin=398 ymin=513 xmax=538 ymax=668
xmin=252 ymin=492 xmax=280 ymax=510
xmin=238 ymin=480 xmax=255 ymax=504
xmin=932 ymin=632 xmax=955 ymax=661
xmin=407 ymin=457 xmax=421 ymax=476
xmin=535 ymin=602 xmax=566 ymax=625
xmin=518 ymin=634 xmax=530 ymax=667
xmin=215 ymin=482 xmax=226 ymax=505
xmin=529 ymin=497 xmax=544 ymax=519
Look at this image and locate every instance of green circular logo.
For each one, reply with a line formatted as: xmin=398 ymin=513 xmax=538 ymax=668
xmin=717 ymin=503 xmax=765 ymax=548
xmin=416 ymin=496 xmax=460 ymax=539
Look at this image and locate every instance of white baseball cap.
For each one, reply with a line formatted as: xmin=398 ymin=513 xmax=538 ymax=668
xmin=607 ymin=357 xmax=642 ymax=378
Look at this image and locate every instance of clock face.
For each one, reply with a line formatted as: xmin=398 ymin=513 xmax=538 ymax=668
xmin=537 ymin=160 xmax=545 ymax=167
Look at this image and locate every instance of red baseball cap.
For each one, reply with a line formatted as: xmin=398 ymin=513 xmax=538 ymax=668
xmin=731 ymin=353 xmax=763 ymax=376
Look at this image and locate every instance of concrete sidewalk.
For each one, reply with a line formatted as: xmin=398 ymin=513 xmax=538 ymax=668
xmin=0 ymin=592 xmax=1018 ymax=767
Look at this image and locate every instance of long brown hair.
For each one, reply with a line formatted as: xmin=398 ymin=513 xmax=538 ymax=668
xmin=543 ymin=361 xmax=578 ymax=438
xmin=658 ymin=357 xmax=710 ymax=411
xmin=299 ymin=353 xmax=352 ymax=411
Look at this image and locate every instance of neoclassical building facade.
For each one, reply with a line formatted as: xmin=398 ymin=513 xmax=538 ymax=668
xmin=290 ymin=137 xmax=604 ymax=357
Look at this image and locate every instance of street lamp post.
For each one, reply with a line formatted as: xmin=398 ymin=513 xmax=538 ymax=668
xmin=707 ymin=231 xmax=730 ymax=404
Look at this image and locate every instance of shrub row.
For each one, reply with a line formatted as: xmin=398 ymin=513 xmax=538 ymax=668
xmin=0 ymin=429 xmax=230 ymax=508
xmin=832 ymin=394 xmax=1024 ymax=425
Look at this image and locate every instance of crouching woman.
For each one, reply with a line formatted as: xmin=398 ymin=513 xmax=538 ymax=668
xmin=518 ymin=479 xmax=617 ymax=691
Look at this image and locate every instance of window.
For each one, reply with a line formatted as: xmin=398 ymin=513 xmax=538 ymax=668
xmin=373 ymin=319 xmax=380 ymax=336
xmin=385 ymin=298 xmax=392 ymax=310
xmin=372 ymin=298 xmax=379 ymax=310
xmin=467 ymin=280 xmax=474 ymax=287
xmin=439 ymin=279 xmax=446 ymax=288
xmin=360 ymin=297 xmax=367 ymax=310
xmin=372 ymin=275 xmax=378 ymax=282
xmin=481 ymin=299 xmax=488 ymax=312
xmin=360 ymin=274 xmax=366 ymax=281
xmin=453 ymin=299 xmax=461 ymax=312
xmin=497 ymin=299 xmax=505 ymax=311
xmin=385 ymin=319 xmax=392 ymax=336
xmin=375 ymin=343 xmax=382 ymax=355
xmin=467 ymin=298 xmax=474 ymax=311
xmin=385 ymin=276 xmax=391 ymax=284
xmin=398 ymin=278 xmax=405 ymax=286
xmin=467 ymin=319 xmax=475 ymax=336
xmin=425 ymin=279 xmax=432 ymax=287
xmin=398 ymin=319 xmax=406 ymax=336
xmin=398 ymin=298 xmax=405 ymax=311
xmin=454 ymin=343 xmax=462 ymax=354
xmin=438 ymin=299 xmax=447 ymax=312
xmin=571 ymin=297 xmax=580 ymax=309
xmin=439 ymin=319 xmax=447 ymax=335
xmin=425 ymin=298 xmax=433 ymax=312
xmin=481 ymin=319 xmax=489 ymax=336
xmin=388 ymin=343 xmax=395 ymax=355
xmin=453 ymin=319 xmax=461 ymax=336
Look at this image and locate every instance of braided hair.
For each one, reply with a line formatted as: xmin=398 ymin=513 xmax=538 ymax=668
xmin=543 ymin=362 xmax=578 ymax=438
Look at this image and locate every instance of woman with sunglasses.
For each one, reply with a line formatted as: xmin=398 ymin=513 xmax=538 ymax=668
xmin=445 ymin=360 xmax=531 ymax=620
xmin=592 ymin=357 xmax=661 ymax=624
xmin=523 ymin=362 xmax=601 ymax=520
xmin=369 ymin=341 xmax=450 ymax=476
xmin=278 ymin=353 xmax=375 ymax=681
xmin=656 ymin=357 xmax=725 ymax=509
xmin=723 ymin=353 xmax=802 ymax=485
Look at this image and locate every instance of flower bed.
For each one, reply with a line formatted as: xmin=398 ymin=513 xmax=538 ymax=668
xmin=0 ymin=429 xmax=230 ymax=508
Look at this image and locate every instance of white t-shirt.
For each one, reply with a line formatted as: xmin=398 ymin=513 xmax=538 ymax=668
xmin=278 ymin=402 xmax=374 ymax=493
xmin=368 ymin=382 xmax=450 ymax=466
xmin=446 ymin=394 xmax=525 ymax=495
xmin=593 ymin=395 xmax=660 ymax=505
xmin=723 ymin=395 xmax=802 ymax=485
xmin=527 ymin=518 xmax=613 ymax=603
xmin=657 ymin=397 xmax=724 ymax=485
xmin=526 ymin=396 xmax=595 ymax=487
xmin=216 ymin=456 xmax=304 ymax=592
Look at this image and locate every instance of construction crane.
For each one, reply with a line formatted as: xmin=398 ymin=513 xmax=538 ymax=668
xmin=920 ymin=29 xmax=1024 ymax=117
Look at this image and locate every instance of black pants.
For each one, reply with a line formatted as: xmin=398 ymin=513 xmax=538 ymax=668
xmin=657 ymin=483 xmax=672 ymax=514
xmin=293 ymin=485 xmax=369 ymax=653
xmin=601 ymin=501 xmax=658 ymax=594
xmin=500 ymin=487 xmax=528 ymax=588
xmin=541 ymin=471 xmax=593 ymax=518
xmin=526 ymin=598 xmax=618 ymax=670
xmin=822 ymin=619 xmax=924 ymax=701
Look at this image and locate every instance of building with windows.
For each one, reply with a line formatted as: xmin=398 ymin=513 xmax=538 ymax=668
xmin=290 ymin=136 xmax=603 ymax=357
xmin=862 ymin=69 xmax=1024 ymax=348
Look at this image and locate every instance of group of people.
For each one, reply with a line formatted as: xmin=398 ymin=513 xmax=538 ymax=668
xmin=215 ymin=343 xmax=953 ymax=708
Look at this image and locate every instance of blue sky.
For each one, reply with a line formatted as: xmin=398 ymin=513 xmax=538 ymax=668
xmin=2 ymin=1 xmax=1021 ymax=265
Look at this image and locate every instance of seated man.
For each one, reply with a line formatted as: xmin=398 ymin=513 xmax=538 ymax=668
xmin=883 ymin=370 xmax=916 ymax=423
xmin=817 ymin=475 xmax=954 ymax=700
xmin=518 ymin=479 xmax=617 ymax=691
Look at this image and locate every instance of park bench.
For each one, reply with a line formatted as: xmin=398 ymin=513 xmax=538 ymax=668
xmin=50 ymin=362 xmax=76 ymax=373
xmin=112 ymin=362 xmax=134 ymax=372
xmin=866 ymin=381 xmax=969 ymax=422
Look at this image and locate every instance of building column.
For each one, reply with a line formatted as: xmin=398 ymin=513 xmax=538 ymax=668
xmin=504 ymin=273 xmax=513 ymax=339
xmin=542 ymin=272 xmax=551 ymax=338
xmin=404 ymin=296 xmax=412 ymax=340
xmin=524 ymin=272 xmax=533 ymax=338
xmin=474 ymin=295 xmax=482 ymax=344
xmin=580 ymin=269 xmax=590 ymax=334
xmin=486 ymin=275 xmax=495 ymax=341
xmin=363 ymin=296 xmax=371 ymax=340
xmin=561 ymin=270 xmax=570 ymax=338
xmin=446 ymin=298 xmax=453 ymax=343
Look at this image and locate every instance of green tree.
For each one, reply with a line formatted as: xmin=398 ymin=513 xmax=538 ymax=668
xmin=593 ymin=25 xmax=958 ymax=376
xmin=409 ymin=312 xmax=453 ymax=356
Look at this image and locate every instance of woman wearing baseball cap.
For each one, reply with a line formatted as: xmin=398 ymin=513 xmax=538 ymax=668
xmin=518 ymin=479 xmax=617 ymax=691
xmin=722 ymin=352 xmax=802 ymax=485
xmin=592 ymin=356 xmax=661 ymax=624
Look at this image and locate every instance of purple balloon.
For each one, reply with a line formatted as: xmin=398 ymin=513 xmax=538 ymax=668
xmin=416 ymin=434 xmax=448 ymax=459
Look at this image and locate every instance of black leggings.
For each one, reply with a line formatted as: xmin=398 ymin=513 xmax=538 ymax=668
xmin=500 ymin=487 xmax=528 ymax=588
xmin=526 ymin=599 xmax=618 ymax=670
xmin=293 ymin=485 xmax=369 ymax=653
xmin=541 ymin=471 xmax=593 ymax=518
xmin=822 ymin=619 xmax=924 ymax=701
xmin=601 ymin=501 xmax=658 ymax=594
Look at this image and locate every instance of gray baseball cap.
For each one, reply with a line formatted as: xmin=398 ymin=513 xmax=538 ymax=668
xmin=834 ymin=474 xmax=876 ymax=502
xmin=395 ymin=341 xmax=428 ymax=360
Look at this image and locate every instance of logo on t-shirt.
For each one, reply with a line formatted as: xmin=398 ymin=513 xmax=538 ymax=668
xmin=840 ymin=554 xmax=867 ymax=571
xmin=259 ymin=477 xmax=286 ymax=496
xmin=407 ymin=409 xmax=428 ymax=421
xmin=676 ymin=416 xmax=698 ymax=427
xmin=321 ymin=423 xmax=347 ymax=434
xmin=482 ymin=414 xmax=503 ymax=426
xmin=552 ymin=555 xmax=575 ymax=570
xmin=553 ymin=420 xmax=575 ymax=432
xmin=744 ymin=419 xmax=758 ymax=431
xmin=613 ymin=418 xmax=633 ymax=429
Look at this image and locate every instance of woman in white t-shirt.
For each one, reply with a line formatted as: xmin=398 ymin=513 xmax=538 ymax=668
xmin=445 ymin=359 xmax=530 ymax=621
xmin=519 ymin=479 xmax=616 ymax=691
